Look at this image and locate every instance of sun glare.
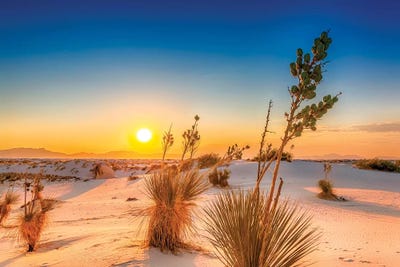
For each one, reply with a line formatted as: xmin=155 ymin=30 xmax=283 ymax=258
xmin=136 ymin=128 xmax=152 ymax=143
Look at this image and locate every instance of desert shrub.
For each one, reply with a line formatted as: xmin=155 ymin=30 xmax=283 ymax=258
xmin=208 ymin=168 xmax=231 ymax=187
xmin=0 ymin=190 xmax=19 ymax=225
xmin=317 ymin=179 xmax=341 ymax=201
xmin=179 ymin=159 xmax=195 ymax=172
xmin=19 ymin=175 xmax=56 ymax=252
xmin=318 ymin=179 xmax=333 ymax=195
xmin=355 ymin=159 xmax=400 ymax=173
xmin=136 ymin=168 xmax=208 ymax=253
xmin=198 ymin=153 xmax=221 ymax=169
xmin=253 ymin=149 xmax=293 ymax=162
xmin=203 ymin=190 xmax=320 ymax=267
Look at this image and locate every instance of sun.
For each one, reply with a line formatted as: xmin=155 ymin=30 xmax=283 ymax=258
xmin=136 ymin=128 xmax=152 ymax=143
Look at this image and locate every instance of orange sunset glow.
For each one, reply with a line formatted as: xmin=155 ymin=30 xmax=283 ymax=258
xmin=1 ymin=2 xmax=400 ymax=267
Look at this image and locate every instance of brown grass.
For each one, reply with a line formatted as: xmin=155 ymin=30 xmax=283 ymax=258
xmin=18 ymin=174 xmax=56 ymax=252
xmin=0 ymin=191 xmax=19 ymax=225
xmin=136 ymin=168 xmax=208 ymax=253
xmin=317 ymin=179 xmax=341 ymax=201
xmin=19 ymin=209 xmax=46 ymax=252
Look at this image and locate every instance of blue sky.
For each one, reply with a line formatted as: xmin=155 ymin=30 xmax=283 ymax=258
xmin=1 ymin=0 xmax=399 ymax=157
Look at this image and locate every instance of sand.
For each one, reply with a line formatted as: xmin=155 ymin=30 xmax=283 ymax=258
xmin=0 ymin=159 xmax=399 ymax=266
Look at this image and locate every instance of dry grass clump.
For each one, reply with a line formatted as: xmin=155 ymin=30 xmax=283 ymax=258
xmin=198 ymin=153 xmax=221 ymax=169
xmin=0 ymin=172 xmax=80 ymax=183
xmin=317 ymin=179 xmax=345 ymax=201
xmin=19 ymin=205 xmax=46 ymax=252
xmin=252 ymin=149 xmax=293 ymax=163
xmin=0 ymin=190 xmax=19 ymax=225
xmin=208 ymin=168 xmax=230 ymax=187
xmin=355 ymin=158 xmax=400 ymax=173
xmin=179 ymin=159 xmax=195 ymax=172
xmin=19 ymin=175 xmax=56 ymax=252
xmin=203 ymin=190 xmax=320 ymax=267
xmin=318 ymin=179 xmax=333 ymax=194
xmin=317 ymin=179 xmax=337 ymax=200
xmin=137 ymin=168 xmax=208 ymax=253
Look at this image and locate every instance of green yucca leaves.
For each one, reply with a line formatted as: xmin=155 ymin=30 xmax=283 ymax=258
xmin=203 ymin=190 xmax=320 ymax=267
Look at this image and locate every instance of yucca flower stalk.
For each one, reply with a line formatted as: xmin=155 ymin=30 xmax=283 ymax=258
xmin=203 ymin=31 xmax=341 ymax=267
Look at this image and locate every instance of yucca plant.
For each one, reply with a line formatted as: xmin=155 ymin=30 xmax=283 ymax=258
xmin=204 ymin=190 xmax=320 ymax=267
xmin=19 ymin=174 xmax=55 ymax=252
xmin=0 ymin=189 xmax=19 ymax=225
xmin=208 ymin=168 xmax=231 ymax=187
xmin=203 ymin=31 xmax=341 ymax=266
xmin=137 ymin=168 xmax=208 ymax=253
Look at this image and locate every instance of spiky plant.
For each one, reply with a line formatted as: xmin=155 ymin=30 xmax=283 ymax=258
xmin=138 ymin=168 xmax=208 ymax=253
xmin=208 ymin=168 xmax=231 ymax=187
xmin=19 ymin=174 xmax=55 ymax=252
xmin=204 ymin=190 xmax=320 ymax=267
xmin=0 ymin=190 xmax=19 ymax=225
xmin=203 ymin=31 xmax=340 ymax=267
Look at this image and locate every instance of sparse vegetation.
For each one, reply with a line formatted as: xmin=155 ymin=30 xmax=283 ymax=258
xmin=162 ymin=124 xmax=174 ymax=161
xmin=252 ymin=148 xmax=293 ymax=162
xmin=0 ymin=188 xmax=19 ymax=225
xmin=317 ymin=179 xmax=336 ymax=199
xmin=197 ymin=153 xmax=221 ymax=169
xmin=135 ymin=115 xmax=209 ymax=254
xmin=0 ymin=172 xmax=80 ymax=183
xmin=323 ymin=162 xmax=332 ymax=179
xmin=136 ymin=168 xmax=208 ymax=253
xmin=19 ymin=174 xmax=56 ymax=252
xmin=355 ymin=159 xmax=400 ymax=173
xmin=181 ymin=115 xmax=200 ymax=160
xmin=208 ymin=168 xmax=230 ymax=187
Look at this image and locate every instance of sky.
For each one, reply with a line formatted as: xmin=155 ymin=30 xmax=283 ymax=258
xmin=1 ymin=0 xmax=399 ymax=159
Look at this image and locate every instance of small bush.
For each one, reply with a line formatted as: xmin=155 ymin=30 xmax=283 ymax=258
xmin=318 ymin=179 xmax=333 ymax=194
xmin=179 ymin=159 xmax=195 ymax=172
xmin=355 ymin=159 xmax=400 ymax=173
xmin=136 ymin=168 xmax=208 ymax=253
xmin=0 ymin=191 xmax=19 ymax=225
xmin=198 ymin=153 xmax=221 ymax=169
xmin=317 ymin=179 xmax=342 ymax=201
xmin=252 ymin=149 xmax=293 ymax=162
xmin=208 ymin=168 xmax=230 ymax=187
xmin=19 ymin=175 xmax=56 ymax=252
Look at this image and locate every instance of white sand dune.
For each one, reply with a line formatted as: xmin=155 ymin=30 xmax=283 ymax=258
xmin=0 ymin=160 xmax=399 ymax=266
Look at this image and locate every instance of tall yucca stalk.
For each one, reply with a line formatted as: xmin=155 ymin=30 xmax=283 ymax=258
xmin=203 ymin=31 xmax=341 ymax=266
xmin=139 ymin=168 xmax=208 ymax=253
xmin=0 ymin=190 xmax=19 ymax=225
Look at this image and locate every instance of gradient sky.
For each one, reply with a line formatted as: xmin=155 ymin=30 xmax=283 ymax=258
xmin=1 ymin=0 xmax=399 ymax=158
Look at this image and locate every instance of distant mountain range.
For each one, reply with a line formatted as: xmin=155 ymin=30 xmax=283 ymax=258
xmin=0 ymin=148 xmax=398 ymax=160
xmin=0 ymin=147 xmax=180 ymax=159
